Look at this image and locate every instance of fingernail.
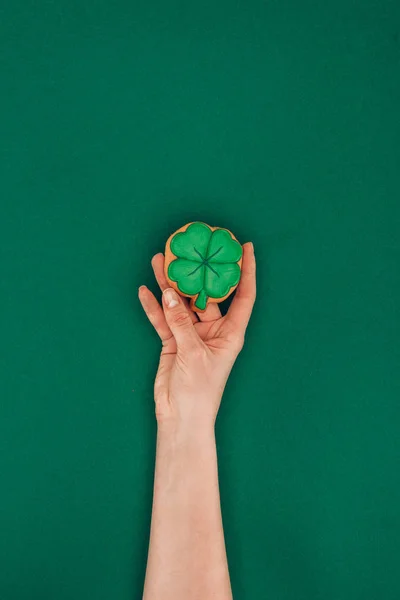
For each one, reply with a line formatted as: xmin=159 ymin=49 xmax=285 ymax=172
xmin=138 ymin=286 xmax=148 ymax=306
xmin=163 ymin=288 xmax=179 ymax=308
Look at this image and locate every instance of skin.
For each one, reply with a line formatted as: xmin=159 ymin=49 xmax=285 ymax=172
xmin=139 ymin=242 xmax=256 ymax=600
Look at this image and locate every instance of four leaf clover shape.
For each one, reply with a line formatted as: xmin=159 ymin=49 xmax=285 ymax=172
xmin=167 ymin=222 xmax=243 ymax=310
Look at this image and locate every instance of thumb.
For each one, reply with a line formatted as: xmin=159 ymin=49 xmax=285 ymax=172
xmin=162 ymin=288 xmax=199 ymax=351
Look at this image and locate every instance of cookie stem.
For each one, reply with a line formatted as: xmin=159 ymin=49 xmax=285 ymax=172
xmin=194 ymin=289 xmax=208 ymax=310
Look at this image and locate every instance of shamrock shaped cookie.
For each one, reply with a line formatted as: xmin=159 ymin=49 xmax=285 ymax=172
xmin=164 ymin=222 xmax=243 ymax=311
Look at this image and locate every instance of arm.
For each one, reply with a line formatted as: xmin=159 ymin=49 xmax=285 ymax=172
xmin=139 ymin=243 xmax=256 ymax=600
xmin=144 ymin=426 xmax=230 ymax=599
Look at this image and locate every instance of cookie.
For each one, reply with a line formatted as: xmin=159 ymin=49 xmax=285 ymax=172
xmin=164 ymin=222 xmax=243 ymax=311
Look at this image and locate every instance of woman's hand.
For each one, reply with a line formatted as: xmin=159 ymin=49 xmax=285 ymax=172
xmin=138 ymin=242 xmax=256 ymax=434
xmin=140 ymin=241 xmax=255 ymax=599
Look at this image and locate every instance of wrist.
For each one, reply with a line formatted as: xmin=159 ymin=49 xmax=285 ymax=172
xmin=154 ymin=423 xmax=217 ymax=484
xmin=156 ymin=420 xmax=216 ymax=451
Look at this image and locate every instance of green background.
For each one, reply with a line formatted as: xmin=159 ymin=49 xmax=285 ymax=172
xmin=1 ymin=1 xmax=399 ymax=598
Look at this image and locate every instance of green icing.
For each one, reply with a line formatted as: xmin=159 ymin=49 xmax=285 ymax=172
xmin=168 ymin=222 xmax=242 ymax=310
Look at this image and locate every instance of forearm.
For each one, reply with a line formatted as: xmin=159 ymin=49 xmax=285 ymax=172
xmin=143 ymin=423 xmax=232 ymax=600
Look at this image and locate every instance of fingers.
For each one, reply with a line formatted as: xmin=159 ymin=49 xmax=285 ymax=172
xmin=162 ymin=288 xmax=201 ymax=352
xmin=151 ymin=253 xmax=197 ymax=324
xmin=138 ymin=286 xmax=174 ymax=346
xmin=151 ymin=252 xmax=170 ymax=291
xmin=226 ymin=242 xmax=256 ymax=335
xmin=195 ymin=301 xmax=221 ymax=322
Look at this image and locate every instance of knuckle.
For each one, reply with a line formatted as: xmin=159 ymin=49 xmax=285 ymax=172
xmin=170 ymin=310 xmax=191 ymax=328
xmin=148 ymin=310 xmax=159 ymax=324
xmin=154 ymin=379 xmax=164 ymax=395
xmin=233 ymin=334 xmax=245 ymax=352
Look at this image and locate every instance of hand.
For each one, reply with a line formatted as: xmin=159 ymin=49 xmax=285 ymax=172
xmin=138 ymin=242 xmax=256 ymax=434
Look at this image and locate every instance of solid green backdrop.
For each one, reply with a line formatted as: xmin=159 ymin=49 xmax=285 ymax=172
xmin=1 ymin=1 xmax=399 ymax=599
